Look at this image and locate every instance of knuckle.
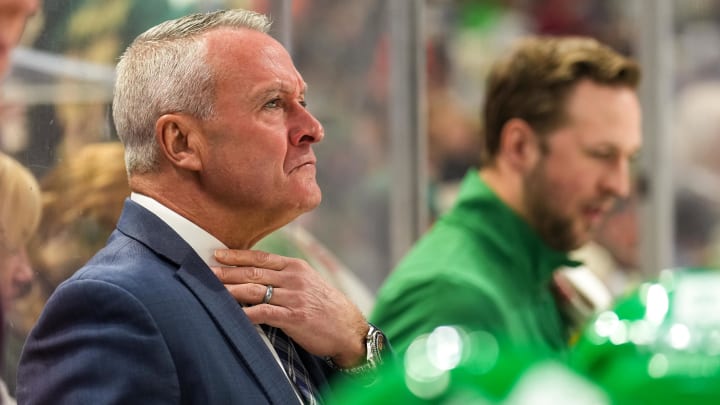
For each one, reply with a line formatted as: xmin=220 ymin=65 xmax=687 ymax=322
xmin=292 ymin=308 xmax=310 ymax=322
xmin=293 ymin=274 xmax=309 ymax=289
xmin=247 ymin=266 xmax=263 ymax=281
xmin=265 ymin=304 xmax=281 ymax=319
xmin=252 ymin=250 xmax=272 ymax=266
xmin=287 ymin=257 xmax=307 ymax=272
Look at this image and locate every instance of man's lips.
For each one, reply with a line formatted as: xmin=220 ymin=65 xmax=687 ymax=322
xmin=583 ymin=204 xmax=611 ymax=224
xmin=290 ymin=160 xmax=316 ymax=173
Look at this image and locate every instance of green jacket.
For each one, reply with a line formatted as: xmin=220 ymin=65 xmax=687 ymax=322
xmin=371 ymin=170 xmax=577 ymax=357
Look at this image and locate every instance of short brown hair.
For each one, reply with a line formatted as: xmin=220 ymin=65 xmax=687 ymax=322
xmin=482 ymin=36 xmax=640 ymax=163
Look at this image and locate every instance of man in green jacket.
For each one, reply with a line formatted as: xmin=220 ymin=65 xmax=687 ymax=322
xmin=372 ymin=36 xmax=642 ymax=357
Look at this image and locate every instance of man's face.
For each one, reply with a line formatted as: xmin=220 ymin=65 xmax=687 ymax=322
xmin=0 ymin=244 xmax=32 ymax=312
xmin=197 ymin=28 xmax=324 ymax=227
xmin=0 ymin=0 xmax=38 ymax=77
xmin=523 ymin=80 xmax=642 ymax=251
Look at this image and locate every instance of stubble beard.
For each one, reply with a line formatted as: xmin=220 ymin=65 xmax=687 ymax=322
xmin=522 ymin=162 xmax=588 ymax=252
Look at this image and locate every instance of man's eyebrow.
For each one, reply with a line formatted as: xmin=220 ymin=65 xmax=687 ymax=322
xmin=250 ymin=82 xmax=309 ymax=101
xmin=251 ymin=87 xmax=280 ymax=101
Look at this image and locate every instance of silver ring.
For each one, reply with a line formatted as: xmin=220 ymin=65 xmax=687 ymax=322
xmin=262 ymin=285 xmax=274 ymax=304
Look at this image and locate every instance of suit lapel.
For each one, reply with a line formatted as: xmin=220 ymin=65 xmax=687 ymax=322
xmin=116 ymin=199 xmax=301 ymax=405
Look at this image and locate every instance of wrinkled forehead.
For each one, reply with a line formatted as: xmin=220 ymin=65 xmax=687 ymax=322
xmin=204 ymin=28 xmax=292 ymax=68
xmin=204 ymin=27 xmax=305 ymax=91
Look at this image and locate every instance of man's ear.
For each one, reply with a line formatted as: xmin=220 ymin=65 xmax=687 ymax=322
xmin=497 ymin=118 xmax=541 ymax=173
xmin=155 ymin=114 xmax=203 ymax=172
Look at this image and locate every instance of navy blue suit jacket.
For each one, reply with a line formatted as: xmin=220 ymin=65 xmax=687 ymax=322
xmin=17 ymin=200 xmax=336 ymax=404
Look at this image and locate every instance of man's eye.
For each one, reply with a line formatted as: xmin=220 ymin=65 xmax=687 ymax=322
xmin=264 ymin=98 xmax=281 ymax=108
xmin=589 ymin=149 xmax=615 ymax=160
xmin=299 ymin=100 xmax=307 ymax=108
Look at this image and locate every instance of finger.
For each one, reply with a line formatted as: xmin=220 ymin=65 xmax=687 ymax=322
xmin=214 ymin=249 xmax=288 ymax=270
xmin=243 ymin=301 xmax=292 ymax=326
xmin=211 ymin=265 xmax=276 ymax=285
xmin=225 ymin=283 xmax=272 ymax=306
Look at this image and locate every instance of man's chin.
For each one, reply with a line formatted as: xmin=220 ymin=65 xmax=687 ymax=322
xmin=307 ymin=194 xmax=322 ymax=211
xmin=294 ymin=189 xmax=322 ymax=212
xmin=542 ymin=228 xmax=590 ymax=252
xmin=570 ymin=229 xmax=595 ymax=250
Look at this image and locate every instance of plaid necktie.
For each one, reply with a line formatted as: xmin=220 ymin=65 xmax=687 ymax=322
xmin=262 ymin=325 xmax=320 ymax=405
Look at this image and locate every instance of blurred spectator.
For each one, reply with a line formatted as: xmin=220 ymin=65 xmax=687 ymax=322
xmin=8 ymin=142 xmax=128 ymax=333
xmin=1 ymin=0 xmax=41 ymax=403
xmin=3 ymin=142 xmax=128 ymax=394
xmin=0 ymin=152 xmax=41 ymax=404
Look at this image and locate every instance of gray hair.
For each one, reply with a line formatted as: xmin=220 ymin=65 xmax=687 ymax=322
xmin=112 ymin=9 xmax=272 ymax=175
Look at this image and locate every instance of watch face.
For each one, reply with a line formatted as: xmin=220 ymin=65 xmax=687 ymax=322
xmin=370 ymin=328 xmax=387 ymax=363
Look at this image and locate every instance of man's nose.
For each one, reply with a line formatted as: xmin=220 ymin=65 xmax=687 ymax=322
xmin=13 ymin=246 xmax=34 ymax=285
xmin=289 ymin=105 xmax=324 ymax=146
xmin=601 ymin=158 xmax=631 ymax=198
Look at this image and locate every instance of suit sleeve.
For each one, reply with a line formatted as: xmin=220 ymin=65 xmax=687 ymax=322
xmin=16 ymin=278 xmax=180 ymax=405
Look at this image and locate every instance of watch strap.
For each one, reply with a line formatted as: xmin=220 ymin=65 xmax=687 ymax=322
xmin=324 ymin=323 xmax=387 ymax=378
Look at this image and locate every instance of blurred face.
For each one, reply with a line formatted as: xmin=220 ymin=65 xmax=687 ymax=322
xmin=198 ymin=28 xmax=324 ymax=227
xmin=0 ymin=244 xmax=33 ymax=312
xmin=0 ymin=0 xmax=39 ymax=77
xmin=523 ymin=80 xmax=642 ymax=251
xmin=596 ymin=196 xmax=639 ymax=269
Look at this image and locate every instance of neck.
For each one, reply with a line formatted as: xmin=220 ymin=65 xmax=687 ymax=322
xmin=478 ymin=165 xmax=528 ymax=221
xmin=130 ymin=175 xmax=289 ymax=249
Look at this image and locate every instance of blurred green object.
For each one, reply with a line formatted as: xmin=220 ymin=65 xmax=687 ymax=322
xmin=458 ymin=0 xmax=504 ymax=31
xmin=329 ymin=325 xmax=609 ymax=405
xmin=572 ymin=268 xmax=720 ymax=404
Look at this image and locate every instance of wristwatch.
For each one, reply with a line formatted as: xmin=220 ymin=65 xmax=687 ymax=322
xmin=326 ymin=323 xmax=389 ymax=376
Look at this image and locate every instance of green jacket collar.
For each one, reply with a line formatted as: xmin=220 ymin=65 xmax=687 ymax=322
xmin=443 ymin=170 xmax=580 ymax=284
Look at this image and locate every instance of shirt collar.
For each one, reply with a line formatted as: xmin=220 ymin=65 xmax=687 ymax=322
xmin=130 ymin=192 xmax=227 ymax=266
